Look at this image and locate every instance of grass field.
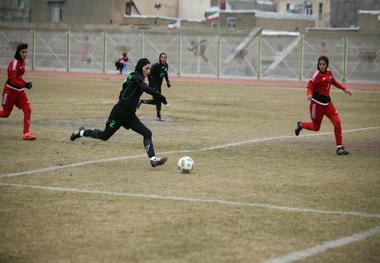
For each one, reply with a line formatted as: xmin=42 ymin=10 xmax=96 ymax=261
xmin=0 ymin=73 xmax=379 ymax=263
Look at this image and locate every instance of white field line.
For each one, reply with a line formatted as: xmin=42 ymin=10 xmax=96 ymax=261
xmin=1 ymin=182 xmax=380 ymax=219
xmin=262 ymin=225 xmax=380 ymax=263
xmin=0 ymin=126 xmax=379 ymax=178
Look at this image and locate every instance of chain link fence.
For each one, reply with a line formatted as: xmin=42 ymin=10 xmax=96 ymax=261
xmin=0 ymin=27 xmax=379 ymax=83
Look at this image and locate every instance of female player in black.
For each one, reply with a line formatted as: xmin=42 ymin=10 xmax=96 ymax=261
xmin=70 ymin=58 xmax=168 ymax=167
xmin=139 ymin=52 xmax=171 ymax=121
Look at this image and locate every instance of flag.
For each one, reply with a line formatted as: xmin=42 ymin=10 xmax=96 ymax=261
xmin=168 ymin=19 xmax=180 ymax=29
xmin=206 ymin=9 xmax=219 ymax=22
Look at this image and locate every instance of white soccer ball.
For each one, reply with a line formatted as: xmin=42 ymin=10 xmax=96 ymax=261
xmin=177 ymin=156 xmax=194 ymax=173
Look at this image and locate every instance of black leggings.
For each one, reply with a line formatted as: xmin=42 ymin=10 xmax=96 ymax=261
xmin=143 ymin=96 xmax=161 ymax=118
xmin=144 ymin=86 xmax=162 ymax=118
xmin=83 ymin=105 xmax=155 ymax=157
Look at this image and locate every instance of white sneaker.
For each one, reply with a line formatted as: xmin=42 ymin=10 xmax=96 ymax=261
xmin=70 ymin=127 xmax=85 ymax=141
xmin=150 ymin=156 xmax=168 ymax=167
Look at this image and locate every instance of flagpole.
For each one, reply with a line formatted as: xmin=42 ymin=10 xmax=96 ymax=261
xmin=218 ymin=0 xmax=221 ymax=32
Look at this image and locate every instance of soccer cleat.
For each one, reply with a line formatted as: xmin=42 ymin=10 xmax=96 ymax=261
xmin=336 ymin=146 xmax=349 ymax=155
xmin=150 ymin=156 xmax=168 ymax=167
xmin=22 ymin=132 xmax=36 ymax=140
xmin=70 ymin=127 xmax=85 ymax=141
xmin=295 ymin=121 xmax=302 ymax=136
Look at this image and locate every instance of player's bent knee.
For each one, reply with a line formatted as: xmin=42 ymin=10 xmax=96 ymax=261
xmin=0 ymin=110 xmax=11 ymax=118
xmin=92 ymin=129 xmax=111 ymax=141
xmin=22 ymin=105 xmax=31 ymax=114
xmin=99 ymin=133 xmax=112 ymax=141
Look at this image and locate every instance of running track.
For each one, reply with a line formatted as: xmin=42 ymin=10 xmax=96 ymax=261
xmin=25 ymin=70 xmax=380 ymax=90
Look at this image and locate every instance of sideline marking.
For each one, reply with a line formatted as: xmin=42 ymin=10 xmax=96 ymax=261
xmin=0 ymin=126 xmax=379 ymax=178
xmin=0 ymin=182 xmax=380 ymax=219
xmin=262 ymin=225 xmax=380 ymax=263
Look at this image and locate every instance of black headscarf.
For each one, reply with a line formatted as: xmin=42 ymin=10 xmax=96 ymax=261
xmin=134 ymin=58 xmax=150 ymax=75
xmin=14 ymin=43 xmax=28 ymax=61
xmin=159 ymin=52 xmax=167 ymax=64
xmin=317 ymin=56 xmax=329 ymax=72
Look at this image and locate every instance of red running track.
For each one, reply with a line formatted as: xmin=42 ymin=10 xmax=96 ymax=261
xmin=21 ymin=70 xmax=380 ymax=90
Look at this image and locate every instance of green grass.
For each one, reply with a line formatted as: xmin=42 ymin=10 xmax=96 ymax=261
xmin=0 ymin=74 xmax=379 ymax=262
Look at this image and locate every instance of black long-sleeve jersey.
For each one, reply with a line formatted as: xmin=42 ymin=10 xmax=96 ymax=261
xmin=117 ymin=72 xmax=165 ymax=111
xmin=148 ymin=62 xmax=169 ymax=89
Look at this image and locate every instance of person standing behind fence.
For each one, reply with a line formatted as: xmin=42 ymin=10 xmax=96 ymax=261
xmin=70 ymin=58 xmax=168 ymax=168
xmin=0 ymin=43 xmax=36 ymax=140
xmin=115 ymin=52 xmax=128 ymax=74
xmin=294 ymin=56 xmax=352 ymax=155
xmin=139 ymin=52 xmax=171 ymax=121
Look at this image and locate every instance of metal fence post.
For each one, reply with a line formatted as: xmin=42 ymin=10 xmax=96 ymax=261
xmin=217 ymin=33 xmax=221 ymax=78
xmin=177 ymin=33 xmax=181 ymax=77
xmin=103 ymin=31 xmax=106 ymax=73
xmin=257 ymin=32 xmax=262 ymax=80
xmin=299 ymin=34 xmax=304 ymax=81
xmin=66 ymin=29 xmax=70 ymax=72
xmin=342 ymin=36 xmax=348 ymax=83
xmin=140 ymin=31 xmax=144 ymax=58
xmin=32 ymin=28 xmax=36 ymax=70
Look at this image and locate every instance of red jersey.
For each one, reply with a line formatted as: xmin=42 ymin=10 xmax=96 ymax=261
xmin=6 ymin=58 xmax=26 ymax=90
xmin=307 ymin=70 xmax=347 ymax=99
xmin=118 ymin=56 xmax=128 ymax=64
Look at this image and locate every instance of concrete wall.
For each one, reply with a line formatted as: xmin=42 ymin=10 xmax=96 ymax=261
xmin=330 ymin=0 xmax=380 ymax=27
xmin=220 ymin=11 xmax=315 ymax=33
xmin=0 ymin=0 xmax=30 ymax=23
xmin=311 ymin=0 xmax=330 ymax=28
xmin=0 ymin=0 xmax=28 ymax=8
xmin=131 ymin=0 xmax=212 ymax=20
xmin=275 ymin=0 xmax=298 ymax=13
xmin=111 ymin=0 xmax=126 ymax=26
xmin=30 ymin=0 xmax=48 ymax=24
xmin=255 ymin=16 xmax=314 ymax=33
xmin=178 ymin=0 xmax=210 ymax=21
xmin=358 ymin=11 xmax=380 ymax=33
xmin=133 ymin=0 xmax=178 ymax=17
xmin=30 ymin=0 xmax=208 ymax=25
xmin=31 ymin=0 xmax=112 ymax=25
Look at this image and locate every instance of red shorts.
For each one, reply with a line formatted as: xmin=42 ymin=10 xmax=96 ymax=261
xmin=1 ymin=85 xmax=30 ymax=112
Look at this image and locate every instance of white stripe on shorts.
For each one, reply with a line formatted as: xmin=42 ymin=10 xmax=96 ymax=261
xmin=2 ymin=93 xmax=7 ymax=106
xmin=311 ymin=102 xmax=316 ymax=120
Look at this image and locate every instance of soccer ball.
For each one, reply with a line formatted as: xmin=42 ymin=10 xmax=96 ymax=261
xmin=177 ymin=156 xmax=194 ymax=173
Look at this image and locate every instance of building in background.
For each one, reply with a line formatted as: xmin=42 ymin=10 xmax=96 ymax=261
xmin=28 ymin=0 xmax=212 ymax=25
xmin=1 ymin=0 xmax=378 ymax=34
xmin=30 ymin=0 xmax=124 ymax=25
xmin=211 ymin=0 xmax=275 ymax=12
xmin=275 ymin=0 xmax=380 ymax=28
xmin=275 ymin=0 xmax=329 ymax=27
xmin=0 ymin=0 xmax=30 ymax=23
xmin=330 ymin=0 xmax=380 ymax=28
